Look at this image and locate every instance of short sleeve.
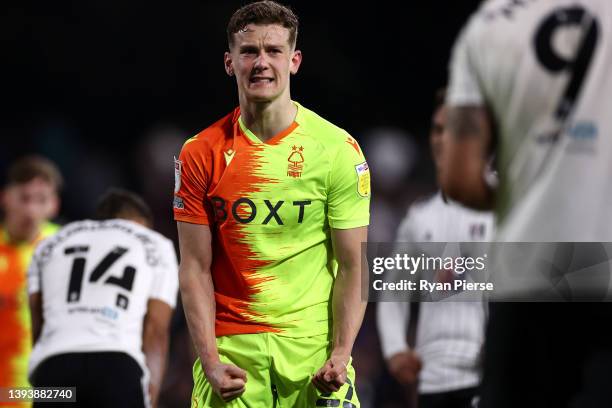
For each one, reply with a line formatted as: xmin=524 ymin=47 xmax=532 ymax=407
xmin=447 ymin=19 xmax=485 ymax=107
xmin=149 ymin=238 xmax=179 ymax=308
xmin=327 ymin=135 xmax=371 ymax=229
xmin=173 ymin=137 xmax=212 ymax=225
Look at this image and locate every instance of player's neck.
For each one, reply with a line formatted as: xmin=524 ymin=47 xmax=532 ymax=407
xmin=239 ymin=96 xmax=297 ymax=143
xmin=3 ymin=219 xmax=40 ymax=244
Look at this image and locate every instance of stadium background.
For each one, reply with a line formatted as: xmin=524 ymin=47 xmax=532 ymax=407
xmin=3 ymin=1 xmax=481 ymax=406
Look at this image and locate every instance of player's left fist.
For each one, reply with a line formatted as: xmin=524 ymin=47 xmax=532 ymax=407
xmin=312 ymin=353 xmax=349 ymax=393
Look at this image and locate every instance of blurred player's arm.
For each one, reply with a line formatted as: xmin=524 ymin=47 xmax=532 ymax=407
xmin=441 ymin=106 xmax=495 ymax=210
xmin=313 ymin=226 xmax=368 ymax=393
xmin=144 ymin=237 xmax=179 ymax=407
xmin=29 ymin=292 xmax=43 ymax=344
xmin=443 ymin=17 xmax=495 ymax=210
xmin=377 ymin=302 xmax=421 ymax=385
xmin=376 ymin=211 xmax=421 ymax=385
xmin=28 ymin=248 xmax=44 ymax=344
xmin=143 ymin=299 xmax=173 ymax=408
xmin=177 ymin=222 xmax=246 ymax=402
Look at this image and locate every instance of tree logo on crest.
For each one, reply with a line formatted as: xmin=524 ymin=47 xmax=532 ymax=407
xmin=287 ymin=145 xmax=304 ymax=178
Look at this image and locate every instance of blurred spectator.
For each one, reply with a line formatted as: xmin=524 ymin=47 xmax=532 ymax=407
xmin=361 ymin=128 xmax=419 ymax=243
xmin=134 ymin=124 xmax=187 ymax=240
xmin=378 ymin=90 xmax=492 ymax=408
xmin=0 ymin=155 xmax=62 ymax=406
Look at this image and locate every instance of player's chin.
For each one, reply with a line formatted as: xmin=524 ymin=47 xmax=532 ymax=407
xmin=245 ymin=88 xmax=280 ymax=102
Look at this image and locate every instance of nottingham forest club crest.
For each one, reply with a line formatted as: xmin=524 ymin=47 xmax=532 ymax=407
xmin=287 ymin=145 xmax=305 ymax=178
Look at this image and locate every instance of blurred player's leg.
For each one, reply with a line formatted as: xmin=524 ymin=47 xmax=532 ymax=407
xmin=32 ymin=352 xmax=146 ymax=408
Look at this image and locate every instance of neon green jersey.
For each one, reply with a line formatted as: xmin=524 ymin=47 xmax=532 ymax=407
xmin=174 ymin=102 xmax=370 ymax=337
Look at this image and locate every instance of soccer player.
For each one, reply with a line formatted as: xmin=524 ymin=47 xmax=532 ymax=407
xmin=173 ymin=1 xmax=370 ymax=407
xmin=0 ymin=155 xmax=62 ymax=406
xmin=443 ymin=0 xmax=612 ymax=406
xmin=28 ymin=189 xmax=179 ymax=408
xmin=377 ymin=90 xmax=493 ymax=408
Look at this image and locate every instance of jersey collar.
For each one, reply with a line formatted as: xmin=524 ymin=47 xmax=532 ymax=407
xmin=237 ymin=101 xmax=303 ymax=145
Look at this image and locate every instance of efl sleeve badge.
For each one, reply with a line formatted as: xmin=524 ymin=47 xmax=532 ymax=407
xmin=355 ymin=161 xmax=371 ymax=197
xmin=174 ymin=157 xmax=182 ymax=194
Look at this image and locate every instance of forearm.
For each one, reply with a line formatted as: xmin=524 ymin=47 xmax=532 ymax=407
xmin=443 ymin=106 xmax=495 ymax=210
xmin=143 ymin=330 xmax=169 ymax=407
xmin=331 ymin=264 xmax=367 ymax=359
xmin=29 ymin=293 xmax=43 ymax=345
xmin=376 ymin=301 xmax=410 ymax=360
xmin=443 ymin=144 xmax=494 ymax=210
xmin=179 ymin=266 xmax=219 ymax=370
xmin=31 ymin=315 xmax=43 ymax=345
xmin=442 ymin=136 xmax=494 ymax=210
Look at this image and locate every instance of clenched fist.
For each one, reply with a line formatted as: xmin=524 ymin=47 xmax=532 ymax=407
xmin=387 ymin=350 xmax=422 ymax=386
xmin=205 ymin=362 xmax=248 ymax=402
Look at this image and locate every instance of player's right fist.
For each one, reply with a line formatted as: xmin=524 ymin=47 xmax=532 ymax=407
xmin=204 ymin=362 xmax=247 ymax=402
xmin=387 ymin=350 xmax=422 ymax=386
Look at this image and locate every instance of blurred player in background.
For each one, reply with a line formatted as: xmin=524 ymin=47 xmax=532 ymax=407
xmin=0 ymin=156 xmax=62 ymax=407
xmin=443 ymin=0 xmax=612 ymax=406
xmin=174 ymin=1 xmax=370 ymax=407
xmin=28 ymin=189 xmax=178 ymax=408
xmin=378 ymin=90 xmax=493 ymax=408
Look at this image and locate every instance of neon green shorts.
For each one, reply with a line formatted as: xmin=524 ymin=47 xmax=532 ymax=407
xmin=191 ymin=333 xmax=359 ymax=408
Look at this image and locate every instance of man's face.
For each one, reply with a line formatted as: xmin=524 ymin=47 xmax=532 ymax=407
xmin=225 ymin=24 xmax=302 ymax=103
xmin=430 ymin=104 xmax=447 ymax=172
xmin=1 ymin=178 xmax=58 ymax=241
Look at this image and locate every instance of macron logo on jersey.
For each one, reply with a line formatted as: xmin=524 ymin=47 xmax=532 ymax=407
xmin=346 ymin=137 xmax=361 ymax=156
xmin=224 ymin=149 xmax=235 ymax=166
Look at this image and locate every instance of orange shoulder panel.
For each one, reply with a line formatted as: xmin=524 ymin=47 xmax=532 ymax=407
xmin=174 ymin=108 xmax=239 ymax=225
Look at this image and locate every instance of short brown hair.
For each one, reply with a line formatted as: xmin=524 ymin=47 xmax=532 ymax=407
xmin=227 ymin=1 xmax=299 ymax=48
xmin=6 ymin=155 xmax=63 ymax=192
xmin=94 ymin=188 xmax=153 ymax=227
